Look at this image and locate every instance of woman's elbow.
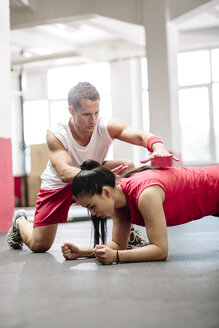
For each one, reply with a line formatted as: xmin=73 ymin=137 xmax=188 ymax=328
xmin=160 ymin=253 xmax=168 ymax=261
xmin=152 ymin=244 xmax=168 ymax=261
xmin=159 ymin=247 xmax=168 ymax=260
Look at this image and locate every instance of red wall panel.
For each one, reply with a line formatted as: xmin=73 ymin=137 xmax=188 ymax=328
xmin=0 ymin=138 xmax=14 ymax=232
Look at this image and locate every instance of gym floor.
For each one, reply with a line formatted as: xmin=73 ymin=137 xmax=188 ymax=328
xmin=0 ymin=216 xmax=219 ymax=328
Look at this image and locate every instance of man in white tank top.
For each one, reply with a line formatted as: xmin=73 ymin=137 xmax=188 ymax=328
xmin=7 ymin=82 xmax=178 ymax=252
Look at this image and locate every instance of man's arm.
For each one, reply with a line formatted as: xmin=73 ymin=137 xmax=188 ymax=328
xmin=108 ymin=118 xmax=152 ymax=146
xmin=107 ymin=118 xmax=179 ymax=163
xmin=47 ymin=130 xmax=80 ymax=183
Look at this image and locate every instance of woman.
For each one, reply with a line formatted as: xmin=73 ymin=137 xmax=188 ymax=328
xmin=61 ymin=160 xmax=219 ymax=264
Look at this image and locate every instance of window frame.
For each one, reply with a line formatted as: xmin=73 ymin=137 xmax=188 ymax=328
xmin=177 ymin=47 xmax=218 ymax=165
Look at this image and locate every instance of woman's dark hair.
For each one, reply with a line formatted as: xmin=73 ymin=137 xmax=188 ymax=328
xmin=120 ymin=165 xmax=153 ymax=178
xmin=72 ymin=160 xmax=115 ymax=246
xmin=72 ymin=159 xmax=155 ymax=246
xmin=72 ymin=160 xmax=115 ymax=198
xmin=91 ymin=216 xmax=107 ymax=246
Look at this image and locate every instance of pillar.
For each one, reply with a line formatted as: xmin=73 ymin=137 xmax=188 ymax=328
xmin=143 ymin=0 xmax=181 ymax=155
xmin=110 ymin=58 xmax=147 ymax=165
xmin=0 ymin=0 xmax=14 ymax=232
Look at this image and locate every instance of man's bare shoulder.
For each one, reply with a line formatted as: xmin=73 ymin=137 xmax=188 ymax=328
xmin=107 ymin=118 xmax=126 ymax=138
xmin=46 ymin=130 xmax=65 ymax=151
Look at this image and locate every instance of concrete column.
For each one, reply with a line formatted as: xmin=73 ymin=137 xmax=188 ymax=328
xmin=11 ymin=71 xmax=24 ymax=176
xmin=0 ymin=0 xmax=14 ymax=231
xmin=110 ymin=58 xmax=147 ymax=165
xmin=143 ymin=0 xmax=181 ymax=155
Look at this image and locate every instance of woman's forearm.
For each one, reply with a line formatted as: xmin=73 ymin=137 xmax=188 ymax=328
xmin=106 ymin=240 xmax=121 ymax=250
xmin=117 ymin=244 xmax=168 ymax=263
xmin=79 ymin=247 xmax=95 ymax=258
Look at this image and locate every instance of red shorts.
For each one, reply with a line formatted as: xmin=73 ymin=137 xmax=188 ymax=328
xmin=33 ymin=184 xmax=74 ymax=228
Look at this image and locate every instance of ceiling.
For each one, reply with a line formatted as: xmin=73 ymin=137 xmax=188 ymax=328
xmin=177 ymin=4 xmax=219 ymax=30
xmin=10 ymin=15 xmax=145 ymax=67
xmin=10 ymin=1 xmax=219 ymax=68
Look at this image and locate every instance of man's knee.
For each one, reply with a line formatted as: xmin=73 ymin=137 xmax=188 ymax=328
xmin=30 ymin=224 xmax=57 ymax=252
xmin=30 ymin=241 xmax=52 ymax=253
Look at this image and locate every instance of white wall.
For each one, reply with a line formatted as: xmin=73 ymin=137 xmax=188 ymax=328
xmin=0 ymin=0 xmax=11 ymax=139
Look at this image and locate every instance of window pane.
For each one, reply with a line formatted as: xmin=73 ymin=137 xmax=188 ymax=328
xmin=99 ymin=93 xmax=112 ymax=121
xmin=50 ymin=100 xmax=70 ymax=126
xmin=142 ymin=90 xmax=150 ymax=131
xmin=141 ymin=57 xmax=148 ymax=90
xmin=78 ymin=62 xmax=112 ymax=120
xmin=23 ymin=100 xmax=49 ymax=145
xmin=211 ymin=49 xmax=219 ymax=82
xmin=48 ymin=62 xmax=111 ymax=103
xmin=48 ymin=66 xmax=79 ymax=99
xmin=179 ymin=87 xmax=210 ymax=163
xmin=213 ymin=83 xmax=219 ymax=162
xmin=78 ymin=62 xmax=111 ymax=94
xmin=178 ymin=50 xmax=210 ymax=86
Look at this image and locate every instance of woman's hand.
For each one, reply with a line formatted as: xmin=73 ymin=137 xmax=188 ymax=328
xmin=94 ymin=245 xmax=117 ymax=265
xmin=111 ymin=165 xmax=128 ymax=178
xmin=61 ymin=242 xmax=81 ymax=260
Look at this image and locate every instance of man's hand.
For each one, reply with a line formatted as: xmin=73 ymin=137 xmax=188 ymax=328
xmin=61 ymin=242 xmax=81 ymax=260
xmin=140 ymin=143 xmax=180 ymax=164
xmin=94 ymin=244 xmax=116 ymax=265
xmin=111 ymin=165 xmax=129 ymax=178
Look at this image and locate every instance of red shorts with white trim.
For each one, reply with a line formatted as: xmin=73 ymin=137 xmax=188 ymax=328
xmin=33 ymin=184 xmax=75 ymax=228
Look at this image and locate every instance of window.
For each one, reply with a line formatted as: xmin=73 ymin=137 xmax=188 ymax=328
xmin=23 ymin=100 xmax=49 ymax=145
xmin=177 ymin=49 xmax=219 ymax=164
xmin=213 ymin=83 xmax=219 ymax=162
xmin=178 ymin=50 xmax=211 ymax=86
xmin=50 ymin=100 xmax=69 ymax=126
xmin=211 ymin=49 xmax=219 ymax=82
xmin=47 ymin=62 xmax=112 ymax=121
xmin=179 ymin=87 xmax=210 ymax=163
xmin=48 ymin=66 xmax=78 ymax=100
xmin=141 ymin=57 xmax=150 ymax=132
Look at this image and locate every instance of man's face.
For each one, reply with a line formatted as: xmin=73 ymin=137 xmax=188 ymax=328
xmin=69 ymin=98 xmax=100 ymax=133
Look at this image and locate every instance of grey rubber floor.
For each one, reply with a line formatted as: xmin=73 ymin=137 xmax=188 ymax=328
xmin=0 ymin=216 xmax=219 ymax=328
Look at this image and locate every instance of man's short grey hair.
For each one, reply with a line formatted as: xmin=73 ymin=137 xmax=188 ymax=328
xmin=68 ymin=82 xmax=100 ymax=109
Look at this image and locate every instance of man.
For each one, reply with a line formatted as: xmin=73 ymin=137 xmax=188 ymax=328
xmin=7 ymin=82 xmax=178 ymax=252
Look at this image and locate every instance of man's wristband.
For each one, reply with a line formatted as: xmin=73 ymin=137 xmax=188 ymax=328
xmin=146 ymin=136 xmax=164 ymax=153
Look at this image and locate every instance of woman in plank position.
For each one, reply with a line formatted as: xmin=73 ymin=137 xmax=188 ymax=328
xmin=61 ymin=160 xmax=219 ymax=264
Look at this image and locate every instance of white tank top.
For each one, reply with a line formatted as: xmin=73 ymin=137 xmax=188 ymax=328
xmin=41 ymin=117 xmax=113 ymax=189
